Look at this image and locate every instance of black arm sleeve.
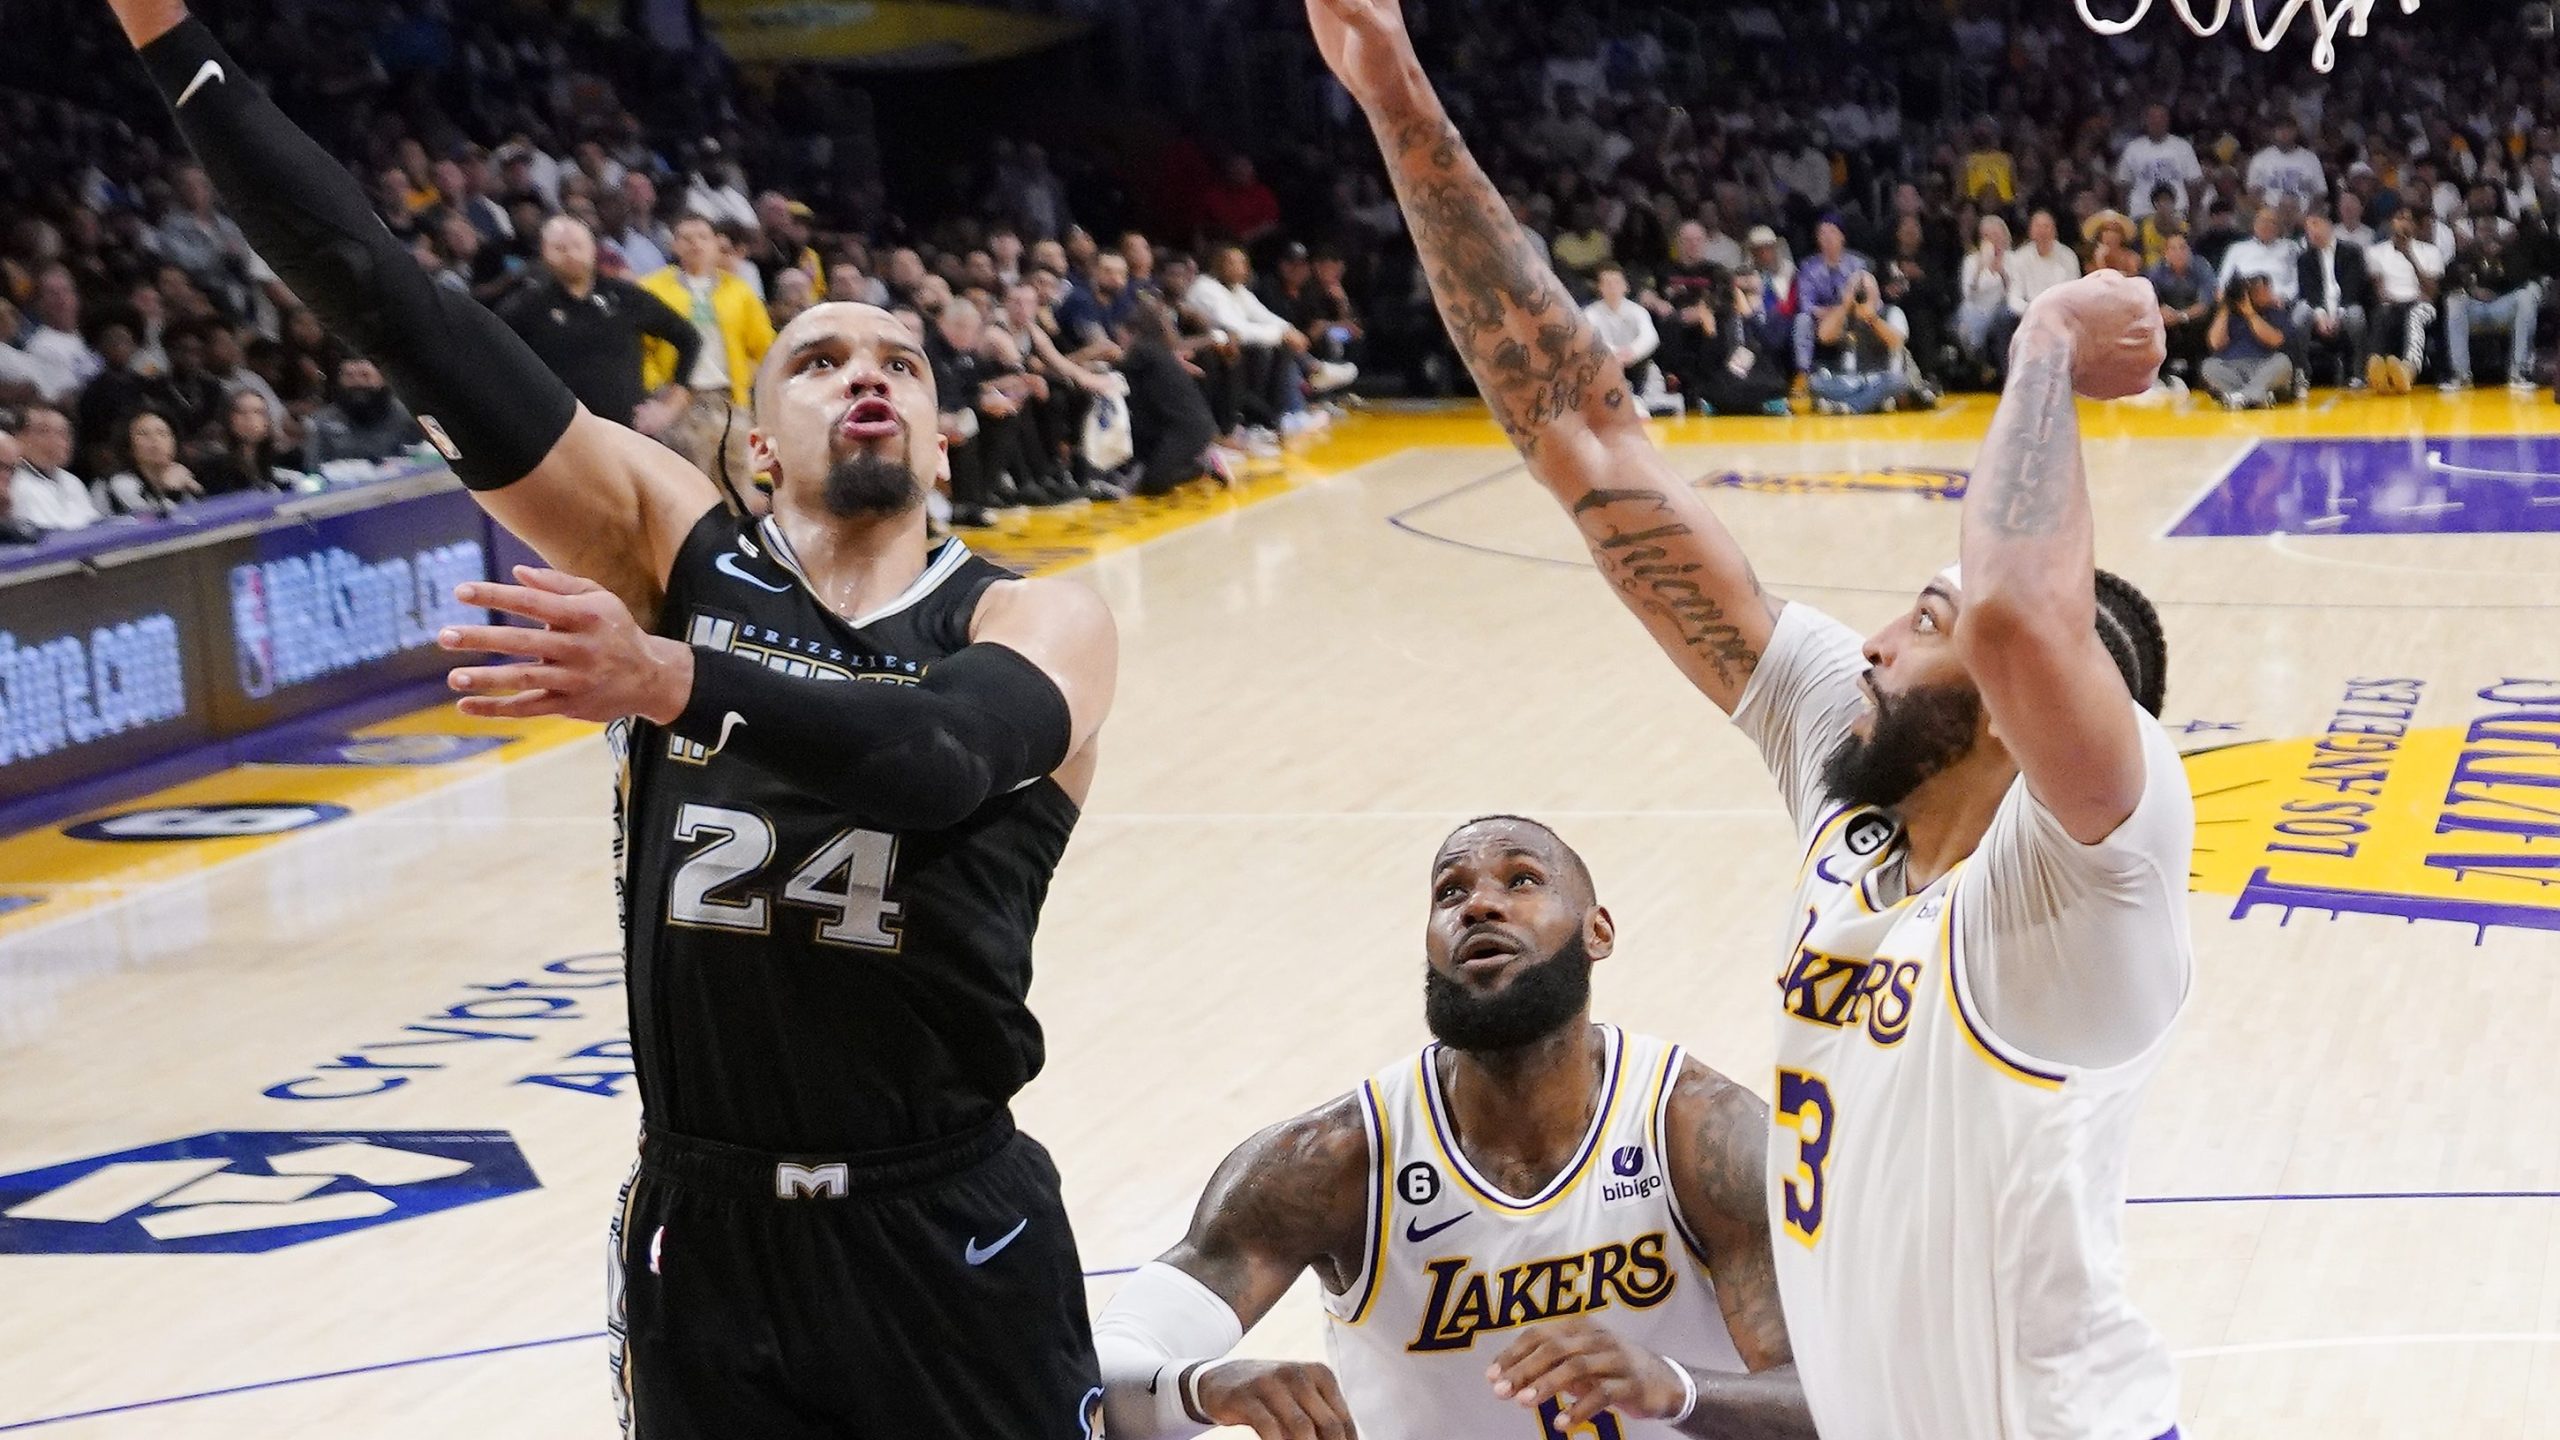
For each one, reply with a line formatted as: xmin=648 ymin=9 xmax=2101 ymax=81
xmin=138 ymin=20 xmax=577 ymax=490
xmin=630 ymin=284 xmax=703 ymax=390
xmin=668 ymin=642 xmax=1074 ymax=831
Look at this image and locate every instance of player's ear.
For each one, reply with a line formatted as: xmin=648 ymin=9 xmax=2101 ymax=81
xmin=1584 ymin=905 xmax=1615 ymax=963
xmin=933 ymin=429 xmax=951 ymax=486
xmin=745 ymin=423 xmax=780 ymax=485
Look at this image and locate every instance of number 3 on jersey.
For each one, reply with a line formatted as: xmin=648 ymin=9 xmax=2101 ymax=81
xmin=1536 ymin=1398 xmax=1624 ymax=1439
xmin=667 ymin=803 xmax=903 ymax=949
xmin=1775 ymin=1069 xmax=1836 ymax=1247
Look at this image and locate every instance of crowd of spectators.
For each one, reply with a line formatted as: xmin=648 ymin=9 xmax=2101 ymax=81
xmin=9 ymin=0 xmax=2560 ymax=541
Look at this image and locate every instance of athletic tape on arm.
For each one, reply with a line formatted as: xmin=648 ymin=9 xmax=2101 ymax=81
xmin=138 ymin=19 xmax=577 ymax=490
xmin=669 ymin=642 xmax=1073 ymax=831
xmin=1091 ymin=1262 xmax=1247 ymax=1439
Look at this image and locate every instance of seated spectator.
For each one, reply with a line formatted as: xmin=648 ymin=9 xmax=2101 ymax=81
xmin=640 ymin=214 xmax=777 ymax=420
xmin=2364 ymin=207 xmax=2444 ymax=393
xmin=2246 ymin=116 xmax=2328 ymax=212
xmin=1552 ymin=199 xmax=1616 ymax=296
xmin=1791 ymin=217 xmax=1870 ymax=376
xmin=146 ymin=321 xmax=228 ymax=443
xmin=1058 ymin=254 xmax=1138 ymax=360
xmin=1581 ymin=265 xmax=1665 ymax=409
xmin=0 ymin=427 xmax=30 ymax=543
xmin=769 ymin=269 xmax=816 ymax=329
xmin=202 ymin=324 xmax=289 ymax=435
xmin=2293 ymin=212 xmax=2373 ymax=387
xmin=96 ymin=409 xmax=202 ymax=516
xmin=1954 ymin=215 xmax=2015 ymax=386
xmin=2116 ymin=104 xmax=2202 ymax=217
xmin=929 ymin=298 xmax=1065 ymax=520
xmin=1297 ymin=250 xmax=1366 ymax=371
xmin=993 ymin=280 xmax=1118 ymax=494
xmin=2007 ymin=210 xmax=2082 ymax=320
xmin=22 ymin=267 xmax=103 ymax=398
xmin=1677 ymin=267 xmax=1791 ymax=416
xmin=2137 ymin=185 xmax=2184 ymax=268
xmin=2336 ymin=189 xmax=2378 ymax=250
xmin=1742 ymin=225 xmax=1796 ymax=312
xmin=1113 ymin=296 xmax=1227 ymax=497
xmin=826 ymin=255 xmax=892 ymax=309
xmin=0 ymin=299 xmax=79 ymax=406
xmin=2204 ymin=273 xmax=2297 ymax=409
xmin=2442 ymin=225 xmax=2542 ymax=391
xmin=2084 ymin=211 xmax=2142 ymax=277
xmin=752 ymin=193 xmax=825 ymax=298
xmin=1201 ymin=155 xmax=1282 ymax=247
xmin=1809 ymin=271 xmax=1915 ymax=415
xmin=74 ymin=321 xmax=154 ymax=476
xmin=1961 ymin=118 xmax=2016 ymax=207
xmin=1182 ymin=244 xmax=1302 ymax=443
xmin=2148 ymin=231 xmax=2223 ymax=382
xmin=193 ymin=388 xmax=301 ymax=494
xmin=2219 ymin=207 xmax=2302 ymax=307
xmin=8 ymin=404 xmax=101 ymax=531
xmin=1879 ymin=214 xmax=1952 ymax=383
xmin=305 ymin=357 xmax=424 ymax=466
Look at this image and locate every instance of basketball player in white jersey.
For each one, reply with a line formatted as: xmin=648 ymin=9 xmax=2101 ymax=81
xmin=1092 ymin=816 xmax=1813 ymax=1439
xmin=1308 ymin=2 xmax=2189 ymax=1437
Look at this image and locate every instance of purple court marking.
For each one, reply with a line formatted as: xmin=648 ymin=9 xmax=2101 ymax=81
xmin=1385 ymin=462 xmax=2560 ymax=609
xmin=0 ymin=1194 xmax=2545 ymax=1432
xmin=2169 ymin=435 xmax=2560 ymax=537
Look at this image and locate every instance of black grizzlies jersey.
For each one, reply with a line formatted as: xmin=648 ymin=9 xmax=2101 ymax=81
xmin=612 ymin=505 xmax=1079 ymax=1153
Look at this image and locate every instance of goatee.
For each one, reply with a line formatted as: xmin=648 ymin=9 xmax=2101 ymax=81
xmin=1424 ymin=932 xmax=1593 ymax=1055
xmin=1818 ymin=679 xmax=1983 ymax=811
xmin=822 ymin=453 xmax=922 ymax=517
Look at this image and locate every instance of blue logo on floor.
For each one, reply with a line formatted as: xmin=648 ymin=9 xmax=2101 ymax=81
xmin=0 ymin=895 xmax=42 ymax=917
xmin=0 ymin=1130 xmax=539 ymax=1253
xmin=252 ymin=733 xmax=513 ymax=767
xmin=64 ymin=803 xmax=352 ymax=842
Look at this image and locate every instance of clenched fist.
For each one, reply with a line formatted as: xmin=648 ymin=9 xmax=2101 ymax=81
xmin=2018 ymin=271 xmax=2167 ymax=401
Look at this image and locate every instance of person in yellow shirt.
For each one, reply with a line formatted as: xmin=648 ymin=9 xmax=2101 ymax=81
xmin=638 ymin=213 xmax=776 ymax=414
xmin=1962 ymin=118 xmax=2014 ymax=205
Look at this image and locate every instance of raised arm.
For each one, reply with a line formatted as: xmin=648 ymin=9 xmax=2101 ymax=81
xmin=1307 ymin=0 xmax=1776 ymax=712
xmin=108 ymin=0 xmax=715 ymax=621
xmin=1956 ymin=274 xmax=2164 ymax=841
xmin=1095 ymin=1098 xmax=1372 ymax=1440
xmin=1485 ymin=1063 xmax=1815 ymax=1439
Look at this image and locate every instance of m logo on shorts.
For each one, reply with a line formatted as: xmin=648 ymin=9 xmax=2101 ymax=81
xmin=774 ymin=1162 xmax=849 ymax=1199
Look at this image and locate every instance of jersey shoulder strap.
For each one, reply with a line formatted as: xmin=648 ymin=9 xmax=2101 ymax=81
xmin=659 ymin=501 xmax=749 ymax=627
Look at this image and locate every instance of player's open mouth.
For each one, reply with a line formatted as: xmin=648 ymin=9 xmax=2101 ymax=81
xmin=838 ymin=398 xmax=901 ymax=442
xmin=1454 ymin=928 xmax=1523 ymax=971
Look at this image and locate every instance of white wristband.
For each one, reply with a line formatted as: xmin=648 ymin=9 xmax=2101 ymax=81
xmin=1182 ymin=1358 xmax=1249 ymax=1425
xmin=1662 ymin=1354 xmax=1699 ymax=1424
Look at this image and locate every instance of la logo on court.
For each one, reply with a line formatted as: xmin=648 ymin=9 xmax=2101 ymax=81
xmin=0 ymin=1131 xmax=538 ymax=1253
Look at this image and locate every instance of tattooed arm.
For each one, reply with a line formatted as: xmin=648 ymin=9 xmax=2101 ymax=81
xmin=1095 ymin=1095 xmax=1372 ymax=1439
xmin=1306 ymin=0 xmax=1777 ymax=712
xmin=1957 ymin=275 xmax=2163 ymax=841
xmin=1664 ymin=1061 xmax=1818 ymax=1437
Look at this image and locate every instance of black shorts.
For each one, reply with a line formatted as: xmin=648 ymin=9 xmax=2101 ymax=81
xmin=608 ymin=1115 xmax=1100 ymax=1439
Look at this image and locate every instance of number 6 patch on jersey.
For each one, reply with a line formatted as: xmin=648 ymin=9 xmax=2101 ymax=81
xmin=1775 ymin=1069 xmax=1836 ymax=1247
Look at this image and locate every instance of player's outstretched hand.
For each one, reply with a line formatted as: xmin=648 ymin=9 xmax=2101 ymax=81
xmin=1197 ymin=1358 xmax=1360 ymax=1440
xmin=1305 ymin=0 xmax=1417 ymax=107
xmin=2018 ymin=270 xmax=2167 ymax=401
xmin=436 ymin=565 xmax=693 ymax=725
xmin=1487 ymin=1315 xmax=1688 ymax=1430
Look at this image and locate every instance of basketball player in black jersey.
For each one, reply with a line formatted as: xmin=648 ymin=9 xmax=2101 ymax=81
xmin=106 ymin=2 xmax=1115 ymax=1434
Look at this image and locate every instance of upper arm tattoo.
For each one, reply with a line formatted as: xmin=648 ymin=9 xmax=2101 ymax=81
xmin=1376 ymin=113 xmax=1620 ymax=459
xmin=1969 ymin=333 xmax=2081 ymax=539
xmin=1667 ymin=1066 xmax=1793 ymax=1370
xmin=1162 ymin=1094 xmax=1374 ymax=1327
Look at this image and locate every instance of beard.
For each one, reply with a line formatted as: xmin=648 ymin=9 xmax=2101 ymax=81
xmin=821 ymin=452 xmax=922 ymax=518
xmin=1424 ymin=931 xmax=1593 ymax=1055
xmin=1819 ymin=678 xmax=1984 ymax=811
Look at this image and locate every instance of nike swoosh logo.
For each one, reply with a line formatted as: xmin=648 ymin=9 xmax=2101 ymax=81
xmin=176 ymin=60 xmax=226 ymax=108
xmin=964 ymin=1217 xmax=1029 ymax=1266
xmin=1405 ymin=1212 xmax=1467 ymax=1244
xmin=714 ymin=550 xmax=790 ymax=593
xmin=707 ymin=711 xmax=746 ymax=757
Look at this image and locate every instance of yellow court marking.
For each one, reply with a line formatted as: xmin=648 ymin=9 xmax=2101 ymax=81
xmin=0 ymin=709 xmax=596 ymax=937
xmin=2183 ymin=684 xmax=2560 ymax=941
xmin=7 ymin=387 xmax=2552 ymax=931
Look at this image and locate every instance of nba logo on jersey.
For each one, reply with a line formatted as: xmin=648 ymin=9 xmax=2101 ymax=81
xmin=1601 ymin=1144 xmax=1660 ymax=1207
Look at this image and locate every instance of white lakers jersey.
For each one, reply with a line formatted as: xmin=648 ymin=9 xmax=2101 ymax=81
xmin=1322 ymin=1026 xmax=1746 ymax=1440
xmin=1732 ymin=604 xmax=2191 ymax=1440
